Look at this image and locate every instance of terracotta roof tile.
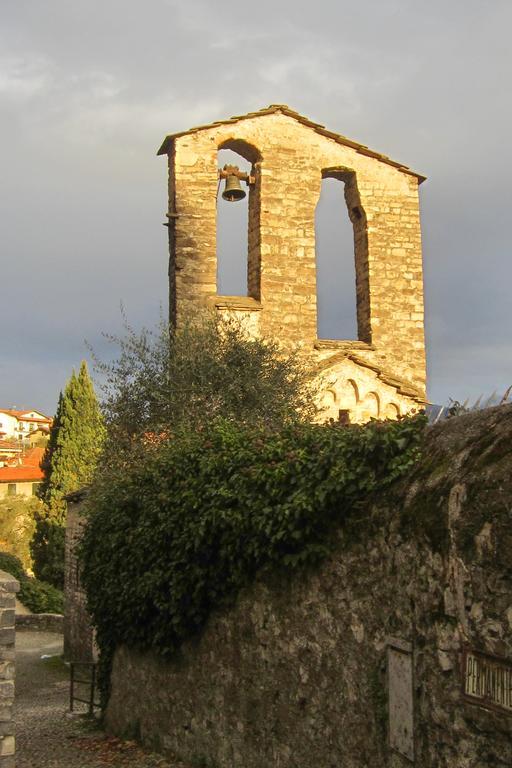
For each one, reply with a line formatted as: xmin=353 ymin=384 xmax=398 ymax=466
xmin=0 ymin=465 xmax=43 ymax=482
xmin=0 ymin=446 xmax=44 ymax=483
xmin=0 ymin=409 xmax=51 ymax=421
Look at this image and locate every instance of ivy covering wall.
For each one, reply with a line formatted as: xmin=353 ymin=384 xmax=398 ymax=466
xmin=81 ymin=415 xmax=426 ymax=701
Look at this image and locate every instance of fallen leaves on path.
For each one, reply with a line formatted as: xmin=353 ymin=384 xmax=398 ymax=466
xmin=70 ymin=734 xmax=180 ymax=766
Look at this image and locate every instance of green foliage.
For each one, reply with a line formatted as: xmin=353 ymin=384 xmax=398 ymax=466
xmin=81 ymin=414 xmax=426 ymax=703
xmin=0 ymin=550 xmax=63 ymax=613
xmin=0 ymin=551 xmax=26 ymax=582
xmin=0 ymin=495 xmax=40 ymax=571
xmin=38 ymin=390 xmax=64 ymax=513
xmin=93 ymin=313 xmax=317 ymax=451
xmin=33 ymin=361 xmax=105 ymax=587
xmin=38 ymin=361 xmax=105 ymax=512
xmin=19 ymin=576 xmax=64 ymax=614
xmin=30 ymin=514 xmax=66 ymax=587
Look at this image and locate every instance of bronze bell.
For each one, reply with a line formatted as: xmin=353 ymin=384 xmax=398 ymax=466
xmin=221 ymin=166 xmax=246 ymax=202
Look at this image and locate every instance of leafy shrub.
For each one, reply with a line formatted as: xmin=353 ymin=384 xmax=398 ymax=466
xmin=94 ymin=313 xmax=318 ymax=450
xmin=0 ymin=551 xmax=26 ymax=583
xmin=19 ymin=577 xmax=64 ymax=614
xmin=0 ymin=496 xmax=39 ymax=572
xmin=30 ymin=514 xmax=66 ymax=588
xmin=0 ymin=550 xmax=64 ymax=614
xmin=81 ymin=414 xmax=426 ymax=703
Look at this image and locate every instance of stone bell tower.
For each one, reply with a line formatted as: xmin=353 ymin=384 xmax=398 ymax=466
xmin=157 ymin=105 xmax=427 ymax=422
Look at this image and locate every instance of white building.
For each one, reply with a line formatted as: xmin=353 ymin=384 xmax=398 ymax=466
xmin=0 ymin=410 xmax=51 ymax=443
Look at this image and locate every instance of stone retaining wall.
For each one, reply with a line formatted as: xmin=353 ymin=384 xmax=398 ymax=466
xmin=64 ymin=490 xmax=96 ymax=662
xmin=105 ymin=406 xmax=512 ymax=768
xmin=0 ymin=570 xmax=18 ymax=767
xmin=15 ymin=613 xmax=63 ymax=633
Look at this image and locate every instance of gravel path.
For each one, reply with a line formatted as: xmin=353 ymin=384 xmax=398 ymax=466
xmin=15 ymin=631 xmax=187 ymax=768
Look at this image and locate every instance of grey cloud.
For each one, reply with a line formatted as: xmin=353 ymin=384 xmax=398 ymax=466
xmin=1 ymin=0 xmax=511 ymax=413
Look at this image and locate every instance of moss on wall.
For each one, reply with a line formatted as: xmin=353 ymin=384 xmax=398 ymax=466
xmin=102 ymin=405 xmax=512 ymax=767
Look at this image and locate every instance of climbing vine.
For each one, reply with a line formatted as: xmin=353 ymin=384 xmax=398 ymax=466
xmin=80 ymin=414 xmax=426 ymax=704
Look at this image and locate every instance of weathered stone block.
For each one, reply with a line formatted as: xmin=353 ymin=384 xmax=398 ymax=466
xmin=0 ymin=736 xmax=14 ymax=756
xmin=0 ymin=634 xmax=13 ymax=650
xmin=0 ymin=613 xmax=14 ymax=630
xmin=0 ymin=683 xmax=14 ymax=701
xmin=0 ymin=664 xmax=14 ymax=682
xmin=0 ymin=706 xmax=11 ymax=724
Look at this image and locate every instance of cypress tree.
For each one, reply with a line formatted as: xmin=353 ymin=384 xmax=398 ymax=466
xmin=32 ymin=361 xmax=105 ymax=586
xmin=38 ymin=390 xmax=63 ymax=502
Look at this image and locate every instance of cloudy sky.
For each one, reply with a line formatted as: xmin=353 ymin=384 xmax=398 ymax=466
xmin=1 ymin=0 xmax=511 ymax=415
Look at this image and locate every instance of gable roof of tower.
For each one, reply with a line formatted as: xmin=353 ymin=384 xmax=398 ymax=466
xmin=157 ymin=104 xmax=426 ymax=183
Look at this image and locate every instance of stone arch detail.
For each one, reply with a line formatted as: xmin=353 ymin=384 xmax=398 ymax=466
xmin=347 ymin=378 xmax=360 ymax=407
xmin=321 ymin=388 xmax=338 ymax=413
xmin=384 ymin=402 xmax=400 ymax=420
xmin=360 ymin=391 xmax=380 ymax=421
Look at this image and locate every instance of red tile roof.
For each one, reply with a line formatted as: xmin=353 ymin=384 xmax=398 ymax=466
xmin=0 ymin=447 xmax=44 ymax=483
xmin=0 ymin=442 xmax=23 ymax=452
xmin=0 ymin=409 xmax=51 ymax=422
xmin=21 ymin=416 xmax=51 ymax=424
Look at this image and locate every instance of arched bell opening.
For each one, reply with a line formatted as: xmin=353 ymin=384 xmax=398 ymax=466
xmin=216 ymin=140 xmax=261 ymax=300
xmin=316 ymin=168 xmax=370 ymax=343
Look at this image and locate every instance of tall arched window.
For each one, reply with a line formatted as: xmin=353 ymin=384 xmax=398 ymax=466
xmin=216 ymin=140 xmax=261 ymax=299
xmin=315 ymin=169 xmax=369 ymax=342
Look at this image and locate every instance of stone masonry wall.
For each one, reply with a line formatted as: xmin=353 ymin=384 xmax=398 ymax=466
xmin=106 ymin=406 xmax=512 ymax=768
xmin=64 ymin=495 xmax=95 ymax=663
xmin=0 ymin=571 xmax=18 ymax=767
xmin=163 ymin=108 xmax=426 ymax=415
xmin=16 ymin=614 xmax=63 ymax=633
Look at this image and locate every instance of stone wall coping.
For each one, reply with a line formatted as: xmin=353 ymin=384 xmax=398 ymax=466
xmin=0 ymin=571 xmax=20 ymax=594
xmin=386 ymin=636 xmax=413 ymax=653
xmin=64 ymin=487 xmax=90 ymax=503
xmin=315 ymin=339 xmax=375 ymax=351
xmin=212 ymin=296 xmax=262 ymax=312
xmin=16 ymin=613 xmax=64 ymax=632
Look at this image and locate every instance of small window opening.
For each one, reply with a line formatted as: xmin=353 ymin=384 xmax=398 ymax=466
xmin=315 ymin=176 xmax=358 ymax=340
xmin=216 ymin=148 xmax=252 ymax=296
